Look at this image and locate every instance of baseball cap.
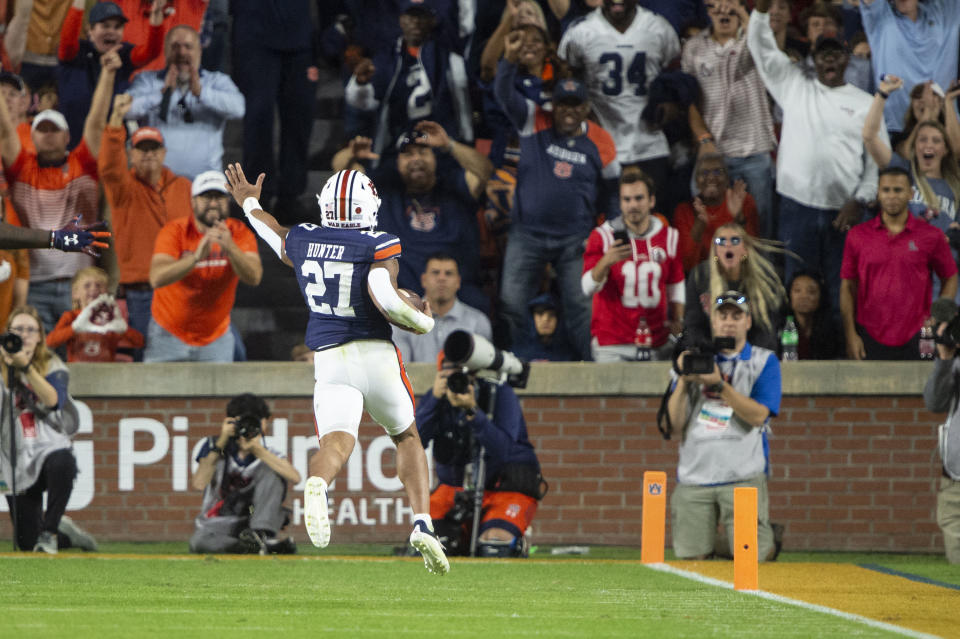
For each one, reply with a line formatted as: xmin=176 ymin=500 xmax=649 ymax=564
xmin=191 ymin=170 xmax=228 ymax=197
xmin=399 ymin=0 xmax=436 ymax=15
xmin=0 ymin=71 xmax=25 ymax=93
xmin=130 ymin=126 xmax=164 ymax=147
xmin=396 ymin=129 xmax=429 ymax=153
xmin=553 ymin=78 xmax=588 ymax=104
xmin=714 ymin=290 xmax=750 ymax=313
xmin=812 ymin=34 xmax=847 ymax=54
xmin=31 ymin=109 xmax=69 ymax=133
xmin=528 ymin=293 xmax=559 ymax=314
xmin=88 ymin=1 xmax=128 ymax=25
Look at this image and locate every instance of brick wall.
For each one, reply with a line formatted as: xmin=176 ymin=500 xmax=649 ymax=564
xmin=0 ymin=394 xmax=945 ymax=553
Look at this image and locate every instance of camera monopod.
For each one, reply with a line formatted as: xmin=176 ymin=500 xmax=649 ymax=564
xmin=466 ymin=381 xmax=497 ymax=556
xmin=4 ymin=364 xmax=18 ymax=550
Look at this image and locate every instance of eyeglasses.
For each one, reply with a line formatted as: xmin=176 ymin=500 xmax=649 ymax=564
xmin=714 ymin=236 xmax=742 ymax=246
xmin=9 ymin=326 xmax=40 ymax=336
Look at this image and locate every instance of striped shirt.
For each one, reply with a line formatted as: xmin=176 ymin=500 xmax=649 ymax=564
xmin=4 ymin=141 xmax=99 ymax=282
xmin=681 ymin=29 xmax=775 ymax=158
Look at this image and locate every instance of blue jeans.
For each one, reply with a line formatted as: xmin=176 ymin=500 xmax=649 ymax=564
xmin=499 ymin=227 xmax=592 ymax=360
xmin=28 ymin=279 xmax=74 ymax=335
xmin=123 ymin=289 xmax=153 ymax=362
xmin=143 ymin=319 xmax=235 ymax=363
xmin=778 ymin=195 xmax=853 ymax=313
xmin=725 ymin=153 xmax=775 ymax=240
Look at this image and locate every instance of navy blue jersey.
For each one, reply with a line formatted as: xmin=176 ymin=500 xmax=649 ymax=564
xmin=284 ymin=224 xmax=402 ymax=350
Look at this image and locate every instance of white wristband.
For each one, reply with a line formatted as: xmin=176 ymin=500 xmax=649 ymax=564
xmin=242 ymin=197 xmax=262 ymax=216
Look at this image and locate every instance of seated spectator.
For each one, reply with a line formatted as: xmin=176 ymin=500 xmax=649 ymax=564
xmin=46 ymin=266 xmax=144 ymax=361
xmin=841 ymin=166 xmax=957 ymax=360
xmin=582 ymin=168 xmax=684 ymax=362
xmin=126 ymin=25 xmax=245 ymax=179
xmin=393 ymin=252 xmax=492 ymax=364
xmin=683 ymin=1 xmax=776 ymax=239
xmin=190 ymin=392 xmax=300 ymax=554
xmin=512 ymin=293 xmax=577 ymax=362
xmin=333 ymin=122 xmax=492 ymax=313
xmin=674 ymin=153 xmax=759 ymax=272
xmin=684 ymin=223 xmax=786 ymax=353
xmin=57 ymin=0 xmax=164 ymax=149
xmin=230 ymin=0 xmax=317 ymax=223
xmin=786 ymin=269 xmax=843 ymax=360
xmin=0 ymin=242 xmax=28 ymax=330
xmin=748 ymin=2 xmax=882 ymax=313
xmin=344 ymin=1 xmax=473 ymax=165
xmin=858 ymin=0 xmax=960 ymax=143
xmin=1 ymin=305 xmax=97 ymax=553
xmin=863 ymin=76 xmax=960 ymax=222
xmin=494 ymin=49 xmax=619 ymax=359
xmin=0 ymin=49 xmax=117 ymax=333
xmin=145 ymin=171 xmax=262 ymax=362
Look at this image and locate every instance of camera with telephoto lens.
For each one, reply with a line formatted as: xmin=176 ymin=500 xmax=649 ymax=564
xmin=931 ymin=298 xmax=960 ymax=349
xmin=232 ymin=414 xmax=262 ymax=440
xmin=0 ymin=332 xmax=22 ymax=354
xmin=673 ymin=334 xmax=736 ymax=375
xmin=443 ymin=330 xmax=530 ymax=391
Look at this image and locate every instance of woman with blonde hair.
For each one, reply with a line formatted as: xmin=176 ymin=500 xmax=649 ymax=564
xmin=0 ymin=305 xmax=95 ymax=553
xmin=683 ymin=223 xmax=787 ymax=353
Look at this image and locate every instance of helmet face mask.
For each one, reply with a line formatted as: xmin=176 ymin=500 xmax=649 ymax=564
xmin=317 ymin=170 xmax=381 ymax=230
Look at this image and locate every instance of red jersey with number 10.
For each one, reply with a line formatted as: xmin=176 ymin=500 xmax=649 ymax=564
xmin=582 ymin=217 xmax=684 ymax=347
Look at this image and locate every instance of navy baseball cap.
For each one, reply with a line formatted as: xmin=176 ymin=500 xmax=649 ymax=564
xmin=0 ymin=71 xmax=24 ymax=92
xmin=554 ymin=78 xmax=588 ymax=104
xmin=396 ymin=129 xmax=429 ymax=153
xmin=89 ymin=2 xmax=128 ymax=25
xmin=813 ymin=34 xmax=847 ymax=54
xmin=399 ymin=0 xmax=436 ymax=15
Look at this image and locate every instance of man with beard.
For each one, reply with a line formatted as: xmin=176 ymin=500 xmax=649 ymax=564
xmin=748 ymin=0 xmax=884 ymax=313
xmin=673 ymin=154 xmax=759 ymax=272
xmin=494 ymin=32 xmax=620 ymax=360
xmin=582 ymin=167 xmax=684 ymax=362
xmin=333 ymin=120 xmax=492 ymax=313
xmin=126 ymin=25 xmax=245 ymax=179
xmin=558 ymin=0 xmax=679 ymax=190
xmin=144 ymin=170 xmax=261 ymax=362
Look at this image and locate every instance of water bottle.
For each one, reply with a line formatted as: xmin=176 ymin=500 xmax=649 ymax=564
xmin=781 ymin=315 xmax=799 ymax=361
xmin=920 ymin=323 xmax=935 ymax=360
xmin=634 ymin=317 xmax=652 ymax=362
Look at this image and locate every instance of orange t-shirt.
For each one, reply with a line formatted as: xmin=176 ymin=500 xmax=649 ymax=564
xmin=46 ymin=309 xmax=145 ymax=362
xmin=99 ymin=126 xmax=192 ymax=283
xmin=0 ymin=248 xmax=29 ymax=327
xmin=151 ymin=216 xmax=257 ymax=346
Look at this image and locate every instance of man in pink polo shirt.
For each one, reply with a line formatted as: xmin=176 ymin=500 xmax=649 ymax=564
xmin=840 ymin=166 xmax=958 ymax=360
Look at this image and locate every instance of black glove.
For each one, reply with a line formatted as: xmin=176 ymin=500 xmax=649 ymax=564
xmin=52 ymin=216 xmax=111 ymax=257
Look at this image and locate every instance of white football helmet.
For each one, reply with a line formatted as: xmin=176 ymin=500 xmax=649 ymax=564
xmin=316 ymin=169 xmax=381 ymax=230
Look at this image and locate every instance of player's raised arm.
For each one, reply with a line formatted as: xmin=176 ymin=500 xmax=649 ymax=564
xmin=224 ymin=162 xmax=292 ymax=267
xmin=367 ymin=259 xmax=434 ymax=334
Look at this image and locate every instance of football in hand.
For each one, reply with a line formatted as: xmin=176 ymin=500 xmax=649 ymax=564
xmin=398 ymin=288 xmax=425 ymax=311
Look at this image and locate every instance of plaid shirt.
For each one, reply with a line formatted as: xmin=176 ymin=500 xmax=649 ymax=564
xmin=681 ymin=29 xmax=775 ymax=158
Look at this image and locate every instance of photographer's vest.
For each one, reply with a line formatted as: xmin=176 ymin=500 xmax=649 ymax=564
xmin=673 ymin=343 xmax=780 ymax=486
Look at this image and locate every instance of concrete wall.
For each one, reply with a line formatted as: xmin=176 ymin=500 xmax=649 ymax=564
xmin=0 ymin=361 xmax=945 ymax=553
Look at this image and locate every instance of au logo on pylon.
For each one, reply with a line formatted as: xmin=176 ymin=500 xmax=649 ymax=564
xmin=641 ymin=471 xmax=667 ymax=564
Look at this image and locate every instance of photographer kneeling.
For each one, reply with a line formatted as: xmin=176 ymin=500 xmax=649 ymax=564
xmin=416 ymin=359 xmax=543 ymax=557
xmin=665 ymin=291 xmax=781 ymax=561
xmin=190 ymin=393 xmax=301 ymax=554
xmin=922 ymin=306 xmax=960 ymax=564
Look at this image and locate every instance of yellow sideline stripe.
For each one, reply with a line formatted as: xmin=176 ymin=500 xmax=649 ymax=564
xmin=672 ymin=561 xmax=958 ymax=639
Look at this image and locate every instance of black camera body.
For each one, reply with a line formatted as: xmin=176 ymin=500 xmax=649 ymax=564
xmin=0 ymin=332 xmax=22 ymax=354
xmin=675 ymin=335 xmax=736 ymax=375
xmin=232 ymin=414 xmax=262 ymax=440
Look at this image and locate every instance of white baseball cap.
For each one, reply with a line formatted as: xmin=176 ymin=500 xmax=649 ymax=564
xmin=191 ymin=170 xmax=228 ymax=197
xmin=31 ymin=110 xmax=69 ymax=133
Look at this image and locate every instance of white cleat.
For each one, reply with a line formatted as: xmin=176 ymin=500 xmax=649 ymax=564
xmin=409 ymin=521 xmax=449 ymax=576
xmin=304 ymin=476 xmax=331 ymax=548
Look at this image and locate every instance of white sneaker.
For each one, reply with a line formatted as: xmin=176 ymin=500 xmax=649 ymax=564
xmin=33 ymin=531 xmax=58 ymax=554
xmin=409 ymin=521 xmax=449 ymax=576
xmin=58 ymin=515 xmax=98 ymax=551
xmin=303 ymin=477 xmax=331 ymax=548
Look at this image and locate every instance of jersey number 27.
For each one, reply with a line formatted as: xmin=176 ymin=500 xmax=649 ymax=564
xmin=302 ymin=259 xmax=356 ymax=317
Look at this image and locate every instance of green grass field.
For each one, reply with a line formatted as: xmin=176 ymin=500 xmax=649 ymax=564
xmin=1 ymin=545 xmax=957 ymax=638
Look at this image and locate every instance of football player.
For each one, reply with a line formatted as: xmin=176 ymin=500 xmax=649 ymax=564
xmin=223 ymin=164 xmax=449 ymax=576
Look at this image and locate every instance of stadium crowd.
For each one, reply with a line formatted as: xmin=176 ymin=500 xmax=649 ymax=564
xmin=0 ymin=0 xmax=952 ymax=366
